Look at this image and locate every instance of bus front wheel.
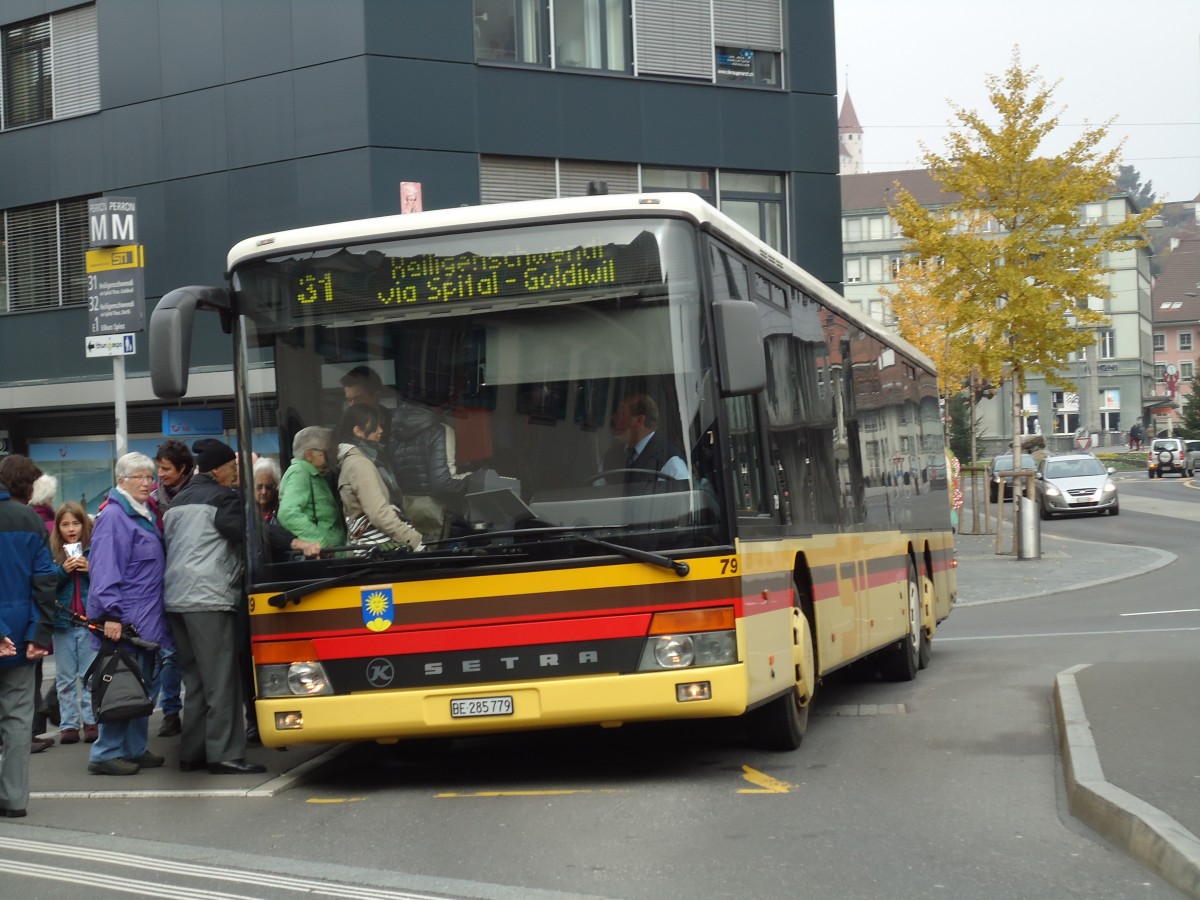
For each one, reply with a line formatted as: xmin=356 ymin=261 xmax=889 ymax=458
xmin=746 ymin=603 xmax=816 ymax=751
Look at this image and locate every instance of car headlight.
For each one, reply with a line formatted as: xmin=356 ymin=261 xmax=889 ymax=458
xmin=1103 ymin=481 xmax=1117 ymax=493
xmin=1044 ymin=485 xmax=1061 ymax=497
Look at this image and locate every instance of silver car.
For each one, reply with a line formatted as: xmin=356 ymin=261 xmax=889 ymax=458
xmin=1036 ymin=454 xmax=1119 ymax=518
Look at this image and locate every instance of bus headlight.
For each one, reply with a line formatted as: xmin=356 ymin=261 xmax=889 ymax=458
xmin=655 ymin=635 xmax=694 ymax=668
xmin=638 ymin=630 xmax=737 ymax=670
xmin=257 ymin=662 xmax=333 ymax=697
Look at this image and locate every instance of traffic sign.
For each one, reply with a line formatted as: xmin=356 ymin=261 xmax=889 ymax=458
xmin=86 ymin=245 xmax=145 ymax=335
xmin=85 ymin=334 xmax=135 ymax=358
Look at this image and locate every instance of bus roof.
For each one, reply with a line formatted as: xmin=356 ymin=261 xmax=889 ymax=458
xmin=227 ymin=192 xmax=935 ymax=373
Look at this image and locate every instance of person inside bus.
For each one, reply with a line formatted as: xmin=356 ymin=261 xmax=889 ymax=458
xmin=391 ymin=395 xmax=469 ymax=541
xmin=340 ymin=366 xmax=395 ymax=451
xmin=278 ymin=426 xmax=346 ymax=550
xmin=334 ymin=405 xmax=424 ymax=552
xmin=601 ymin=393 xmax=689 ymax=486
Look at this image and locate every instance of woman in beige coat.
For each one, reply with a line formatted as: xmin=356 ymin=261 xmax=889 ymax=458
xmin=334 ymin=405 xmax=423 ymax=551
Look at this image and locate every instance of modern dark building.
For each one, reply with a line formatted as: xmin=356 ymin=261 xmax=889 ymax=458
xmin=0 ymin=0 xmax=839 ymax=508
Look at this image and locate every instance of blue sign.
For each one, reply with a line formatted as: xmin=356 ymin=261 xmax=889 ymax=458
xmin=162 ymin=410 xmax=224 ymax=437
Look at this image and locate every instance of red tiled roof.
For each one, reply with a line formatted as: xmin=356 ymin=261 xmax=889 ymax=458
xmin=838 ymin=92 xmax=863 ymax=133
xmin=840 ymin=169 xmax=957 ymax=212
xmin=1151 ymin=239 xmax=1200 ymax=324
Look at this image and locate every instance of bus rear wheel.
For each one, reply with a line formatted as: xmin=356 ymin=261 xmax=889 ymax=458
xmin=746 ymin=603 xmax=815 ymax=751
xmin=880 ymin=559 xmax=920 ymax=682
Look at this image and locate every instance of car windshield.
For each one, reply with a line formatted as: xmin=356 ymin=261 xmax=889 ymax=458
xmin=1044 ymin=458 xmax=1106 ymax=479
xmin=993 ymin=454 xmax=1034 ymax=473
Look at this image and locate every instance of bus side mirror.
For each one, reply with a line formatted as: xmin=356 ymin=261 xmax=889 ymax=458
xmin=713 ymin=300 xmax=766 ymax=397
xmin=150 ymin=286 xmax=232 ymax=399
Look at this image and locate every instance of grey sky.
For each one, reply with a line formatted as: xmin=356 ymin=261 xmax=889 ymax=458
xmin=833 ymin=0 xmax=1200 ymax=202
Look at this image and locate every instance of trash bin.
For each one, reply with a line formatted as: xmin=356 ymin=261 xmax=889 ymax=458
xmin=1017 ymin=494 xmax=1041 ymax=560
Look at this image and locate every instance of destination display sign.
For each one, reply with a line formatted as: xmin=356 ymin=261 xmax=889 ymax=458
xmin=285 ymin=234 xmax=663 ymax=319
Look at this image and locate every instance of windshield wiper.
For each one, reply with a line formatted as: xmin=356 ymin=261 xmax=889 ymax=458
xmin=266 ymin=567 xmax=372 ymax=608
xmin=575 ymin=533 xmax=690 ymax=577
xmin=430 ymin=525 xmax=689 ymax=577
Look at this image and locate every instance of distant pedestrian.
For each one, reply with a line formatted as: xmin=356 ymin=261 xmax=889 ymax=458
xmin=50 ymin=502 xmax=99 ymax=745
xmin=0 ymin=455 xmax=57 ymax=816
xmin=30 ymin=475 xmax=57 ymax=533
xmin=1129 ymin=422 xmax=1143 ymax=452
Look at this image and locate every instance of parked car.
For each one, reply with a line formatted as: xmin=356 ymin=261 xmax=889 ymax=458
xmin=1185 ymin=440 xmax=1200 ymax=475
xmin=1036 ymin=453 xmax=1118 ymax=518
xmin=1146 ymin=437 xmax=1190 ymax=478
xmin=984 ymin=453 xmax=1012 ymax=504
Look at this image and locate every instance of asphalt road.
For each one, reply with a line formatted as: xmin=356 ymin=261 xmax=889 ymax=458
xmin=2 ymin=470 xmax=1196 ymax=899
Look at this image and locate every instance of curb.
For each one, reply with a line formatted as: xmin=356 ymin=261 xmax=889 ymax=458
xmin=1054 ymin=665 xmax=1200 ymax=899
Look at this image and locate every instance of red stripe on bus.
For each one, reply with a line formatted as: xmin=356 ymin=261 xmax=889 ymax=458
xmin=253 ymin=597 xmax=755 ymax=649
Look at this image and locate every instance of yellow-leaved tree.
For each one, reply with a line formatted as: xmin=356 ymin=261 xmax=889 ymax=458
xmin=884 ymin=51 xmax=1159 ymax=459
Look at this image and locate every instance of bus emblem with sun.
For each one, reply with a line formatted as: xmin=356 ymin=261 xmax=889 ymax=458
xmin=361 ymin=587 xmax=394 ymax=632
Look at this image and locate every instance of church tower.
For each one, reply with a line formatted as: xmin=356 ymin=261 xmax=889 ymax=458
xmin=838 ymin=91 xmax=864 ymax=175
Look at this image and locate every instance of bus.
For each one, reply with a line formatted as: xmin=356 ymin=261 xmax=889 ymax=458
xmin=150 ymin=193 xmax=956 ymax=752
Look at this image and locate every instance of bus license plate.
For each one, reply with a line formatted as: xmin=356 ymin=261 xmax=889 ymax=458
xmin=450 ymin=696 xmax=514 ymax=718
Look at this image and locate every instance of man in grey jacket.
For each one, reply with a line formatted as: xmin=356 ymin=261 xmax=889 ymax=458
xmin=163 ymin=439 xmax=317 ymax=774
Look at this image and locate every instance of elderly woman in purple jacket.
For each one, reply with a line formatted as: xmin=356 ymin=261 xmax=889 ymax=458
xmin=85 ymin=452 xmax=173 ymax=777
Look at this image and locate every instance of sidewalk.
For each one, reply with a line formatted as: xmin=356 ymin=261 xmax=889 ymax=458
xmin=954 ymin=521 xmax=1200 ymax=898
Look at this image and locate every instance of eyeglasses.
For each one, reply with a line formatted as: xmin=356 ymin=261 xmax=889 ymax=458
xmin=123 ymin=474 xmax=155 ymax=483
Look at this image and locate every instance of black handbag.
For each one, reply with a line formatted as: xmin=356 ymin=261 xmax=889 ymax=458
xmin=84 ymin=642 xmax=155 ymax=723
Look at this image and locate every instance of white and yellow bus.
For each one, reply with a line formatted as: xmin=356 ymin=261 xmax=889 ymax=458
xmin=150 ymin=193 xmax=955 ymax=752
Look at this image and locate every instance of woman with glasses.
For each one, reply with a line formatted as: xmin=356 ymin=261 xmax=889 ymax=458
xmin=85 ymin=452 xmax=172 ymax=776
xmin=278 ymin=426 xmax=345 ymax=550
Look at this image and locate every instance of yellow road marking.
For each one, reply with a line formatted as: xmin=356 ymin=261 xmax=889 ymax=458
xmin=305 ymin=797 xmax=366 ymax=804
xmin=738 ymin=765 xmax=792 ymax=794
xmin=436 ymin=789 xmax=625 ymax=798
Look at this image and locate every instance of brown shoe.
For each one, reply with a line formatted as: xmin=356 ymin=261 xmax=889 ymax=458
xmin=60 ymin=728 xmax=80 ymax=744
xmin=156 ymin=713 xmax=181 ymax=737
xmin=82 ymin=724 xmax=99 ymax=743
xmin=31 ymin=736 xmax=55 ymax=753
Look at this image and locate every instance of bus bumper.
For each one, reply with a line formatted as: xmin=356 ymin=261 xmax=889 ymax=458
xmin=255 ymin=664 xmax=752 ymax=747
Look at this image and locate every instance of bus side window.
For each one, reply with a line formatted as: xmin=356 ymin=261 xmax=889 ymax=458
xmin=723 ymin=394 xmax=768 ymax=515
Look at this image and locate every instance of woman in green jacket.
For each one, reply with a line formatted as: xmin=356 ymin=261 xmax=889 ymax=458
xmin=278 ymin=426 xmax=346 ymax=549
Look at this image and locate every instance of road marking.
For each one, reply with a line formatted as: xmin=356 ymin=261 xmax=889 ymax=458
xmin=306 ymin=796 xmax=366 ymax=804
xmin=941 ymin=625 xmax=1200 ymax=641
xmin=1119 ymin=608 xmax=1200 ymax=617
xmin=0 ymin=835 xmax=450 ymax=899
xmin=435 ymin=789 xmax=625 ymax=798
xmin=738 ymin=766 xmax=792 ymax=794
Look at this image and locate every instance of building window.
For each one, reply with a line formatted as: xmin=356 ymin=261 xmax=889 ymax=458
xmin=2 ymin=197 xmax=92 ymax=314
xmin=1153 ymin=333 xmax=1165 ymax=352
xmin=867 ymin=257 xmax=883 ymax=283
xmin=1180 ymin=332 xmax=1193 ymax=352
xmin=844 ymin=258 xmax=861 ymax=284
xmin=554 ymin=0 xmax=630 ymax=72
xmin=868 ymin=216 xmax=885 ymax=240
xmin=844 ymin=217 xmax=862 ymax=241
xmin=642 ymin=166 xmax=714 ymax=203
xmin=1154 ymin=363 xmax=1166 ymax=382
xmin=1182 ymin=361 xmax=1194 ymax=381
xmin=715 ymin=46 xmax=779 ymax=85
xmin=2 ymin=6 xmax=98 ymax=129
xmin=1082 ymin=202 xmax=1104 ymax=225
xmin=474 ymin=0 xmax=549 ymax=65
xmin=719 ymin=171 xmax=784 ymax=252
xmin=1099 ymin=329 xmax=1115 ymax=359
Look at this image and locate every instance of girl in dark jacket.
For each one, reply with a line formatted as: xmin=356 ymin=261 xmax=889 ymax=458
xmin=50 ymin=502 xmax=98 ymax=744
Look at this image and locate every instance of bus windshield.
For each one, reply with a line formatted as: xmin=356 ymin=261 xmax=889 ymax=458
xmin=233 ymin=217 xmax=727 ymax=580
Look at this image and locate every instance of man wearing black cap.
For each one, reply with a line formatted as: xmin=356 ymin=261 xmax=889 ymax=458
xmin=162 ymin=439 xmax=318 ymax=774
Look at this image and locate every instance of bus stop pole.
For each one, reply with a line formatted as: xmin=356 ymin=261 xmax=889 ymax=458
xmin=113 ymin=355 xmax=128 ymax=459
